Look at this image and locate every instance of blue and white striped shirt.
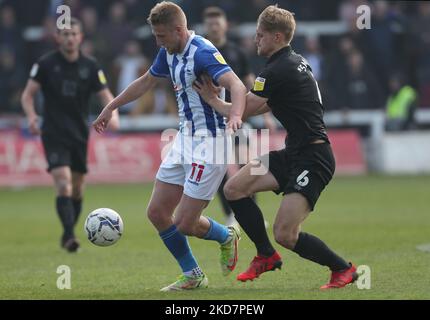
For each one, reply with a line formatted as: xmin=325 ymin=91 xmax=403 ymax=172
xmin=150 ymin=32 xmax=232 ymax=136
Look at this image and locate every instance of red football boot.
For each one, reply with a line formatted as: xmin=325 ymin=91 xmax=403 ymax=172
xmin=237 ymin=252 xmax=282 ymax=282
xmin=320 ymin=263 xmax=358 ymax=289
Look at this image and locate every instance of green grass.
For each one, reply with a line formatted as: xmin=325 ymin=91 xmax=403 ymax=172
xmin=1 ymin=175 xmax=429 ymax=300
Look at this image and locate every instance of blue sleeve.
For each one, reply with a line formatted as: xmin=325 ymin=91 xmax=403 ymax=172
xmin=150 ymin=48 xmax=170 ymax=78
xmin=194 ymin=47 xmax=232 ymax=82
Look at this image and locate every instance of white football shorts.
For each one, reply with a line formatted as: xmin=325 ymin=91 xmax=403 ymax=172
xmin=156 ymin=132 xmax=232 ymax=200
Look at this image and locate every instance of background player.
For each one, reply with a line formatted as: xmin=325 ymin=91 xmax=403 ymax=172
xmin=93 ymin=1 xmax=246 ymax=291
xmin=202 ymin=6 xmax=277 ymax=227
xmin=194 ymin=5 xmax=357 ymax=289
xmin=21 ymin=18 xmax=119 ymax=252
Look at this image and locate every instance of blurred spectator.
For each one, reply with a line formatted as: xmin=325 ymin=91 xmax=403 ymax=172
xmin=27 ymin=16 xmax=57 ymax=67
xmin=124 ymin=0 xmax=159 ymax=26
xmin=112 ymin=40 xmax=149 ymax=114
xmin=410 ymin=2 xmax=430 ymax=107
xmin=303 ymin=36 xmax=323 ymax=81
xmin=100 ymin=2 xmax=134 ymax=61
xmin=324 ymin=35 xmax=355 ymax=110
xmin=80 ymin=39 xmax=95 ymax=57
xmin=385 ymin=73 xmax=417 ymax=131
xmin=239 ymin=35 xmax=266 ymax=76
xmin=364 ymin=1 xmax=397 ymax=94
xmin=80 ymin=6 xmax=109 ymax=65
xmin=0 ymin=47 xmax=26 ymax=113
xmin=8 ymin=0 xmax=50 ymax=27
xmin=0 ymin=6 xmax=24 ymax=56
xmin=341 ymin=50 xmax=384 ymax=111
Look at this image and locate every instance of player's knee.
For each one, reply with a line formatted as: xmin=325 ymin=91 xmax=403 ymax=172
xmin=274 ymin=228 xmax=299 ymax=250
xmin=224 ymin=180 xmax=246 ymax=200
xmin=55 ymin=179 xmax=72 ymax=197
xmin=147 ymin=205 xmax=168 ymax=227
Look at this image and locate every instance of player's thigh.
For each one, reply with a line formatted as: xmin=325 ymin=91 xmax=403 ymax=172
xmin=51 ymin=166 xmax=73 ymax=196
xmin=71 ymin=172 xmax=85 ymax=199
xmin=41 ymin=136 xmax=71 ymax=173
xmin=70 ymin=142 xmax=88 ymax=174
xmin=147 ymin=179 xmax=183 ymax=229
xmin=224 ymin=160 xmax=279 ymax=200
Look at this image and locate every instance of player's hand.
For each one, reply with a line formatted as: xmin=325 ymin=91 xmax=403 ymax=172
xmin=28 ymin=116 xmax=41 ymax=135
xmin=193 ymin=74 xmax=221 ymax=104
xmin=227 ymin=115 xmax=242 ymax=132
xmin=93 ymin=107 xmax=113 ymax=134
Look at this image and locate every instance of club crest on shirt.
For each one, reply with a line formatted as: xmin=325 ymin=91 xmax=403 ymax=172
xmin=79 ymin=67 xmax=89 ymax=79
xmin=213 ymin=52 xmax=227 ymax=65
xmin=253 ymin=77 xmax=266 ymax=91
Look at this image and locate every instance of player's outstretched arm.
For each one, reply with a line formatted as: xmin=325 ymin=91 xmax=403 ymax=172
xmin=97 ymin=88 xmax=120 ymax=131
xmin=21 ymin=79 xmax=42 ymax=135
xmin=93 ymin=71 xmax=158 ymax=133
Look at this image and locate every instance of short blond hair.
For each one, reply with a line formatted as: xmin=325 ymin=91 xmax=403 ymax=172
xmin=258 ymin=5 xmax=296 ymax=44
xmin=147 ymin=1 xmax=187 ymax=27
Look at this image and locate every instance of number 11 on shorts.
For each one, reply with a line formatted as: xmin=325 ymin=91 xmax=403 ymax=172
xmin=190 ymin=163 xmax=205 ymax=183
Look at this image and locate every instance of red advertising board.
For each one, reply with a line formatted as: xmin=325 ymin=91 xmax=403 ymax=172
xmin=0 ymin=129 xmax=365 ymax=187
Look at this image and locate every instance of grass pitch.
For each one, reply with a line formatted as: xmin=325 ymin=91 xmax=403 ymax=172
xmin=1 ymin=175 xmax=429 ymax=300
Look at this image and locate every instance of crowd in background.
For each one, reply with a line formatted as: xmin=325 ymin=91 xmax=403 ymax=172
xmin=1 ymin=0 xmax=429 ymax=127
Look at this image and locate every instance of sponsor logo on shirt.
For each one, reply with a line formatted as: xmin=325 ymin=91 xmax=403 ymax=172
xmin=253 ymin=77 xmax=266 ymax=91
xmin=213 ymin=52 xmax=227 ymax=65
xmin=98 ymin=70 xmax=107 ymax=85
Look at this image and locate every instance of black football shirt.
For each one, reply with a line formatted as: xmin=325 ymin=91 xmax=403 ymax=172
xmin=30 ymin=50 xmax=107 ymax=143
xmin=251 ymin=46 xmax=329 ymax=154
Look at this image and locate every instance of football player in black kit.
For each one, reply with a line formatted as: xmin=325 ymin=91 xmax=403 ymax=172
xmin=21 ymin=18 xmax=119 ymax=252
xmin=194 ymin=5 xmax=357 ymax=289
xmin=202 ymin=6 xmax=277 ymax=228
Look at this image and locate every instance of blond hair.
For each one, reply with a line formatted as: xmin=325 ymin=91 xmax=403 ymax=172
xmin=147 ymin=1 xmax=187 ymax=27
xmin=258 ymin=5 xmax=296 ymax=44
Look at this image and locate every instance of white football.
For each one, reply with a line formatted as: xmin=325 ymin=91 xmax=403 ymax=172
xmin=84 ymin=208 xmax=123 ymax=246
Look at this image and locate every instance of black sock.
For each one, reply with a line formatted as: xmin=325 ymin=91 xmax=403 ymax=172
xmin=72 ymin=198 xmax=82 ymax=226
xmin=228 ymin=197 xmax=275 ymax=257
xmin=56 ymin=196 xmax=75 ymax=240
xmin=218 ymin=175 xmax=233 ymax=218
xmin=292 ymin=232 xmax=350 ymax=271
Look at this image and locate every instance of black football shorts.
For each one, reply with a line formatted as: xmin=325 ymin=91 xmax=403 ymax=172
xmin=41 ymin=135 xmax=88 ymax=173
xmin=260 ymin=143 xmax=335 ymax=211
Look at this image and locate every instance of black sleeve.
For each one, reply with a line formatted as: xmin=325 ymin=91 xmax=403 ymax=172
xmin=90 ymin=60 xmax=108 ymax=93
xmin=29 ymin=57 xmax=48 ymax=85
xmin=250 ymin=67 xmax=280 ymax=98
